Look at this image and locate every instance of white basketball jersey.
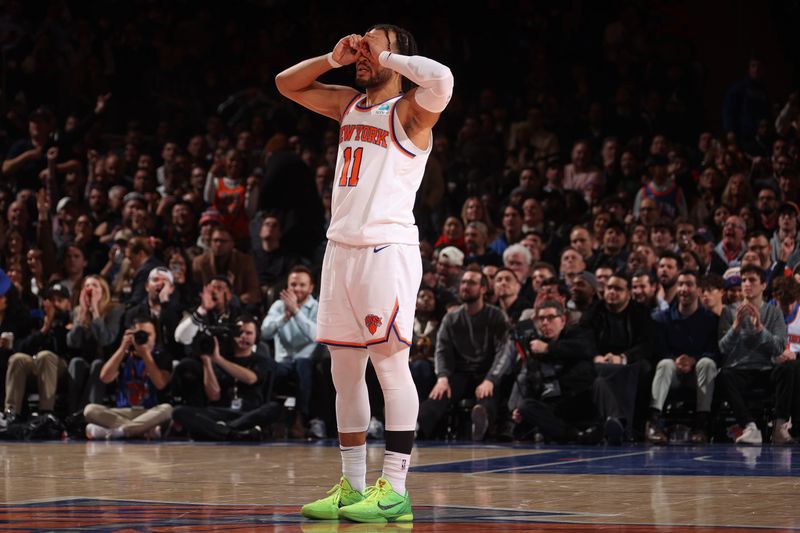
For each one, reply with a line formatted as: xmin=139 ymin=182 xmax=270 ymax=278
xmin=326 ymin=94 xmax=432 ymax=246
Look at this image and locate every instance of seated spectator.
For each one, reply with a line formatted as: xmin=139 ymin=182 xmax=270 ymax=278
xmin=633 ymin=154 xmax=688 ymax=219
xmin=488 ymin=204 xmax=523 ymax=256
xmin=723 ymin=267 xmax=743 ymax=304
xmin=580 ymin=273 xmax=654 ymax=437
xmin=417 ymin=270 xmax=512 ymax=441
xmin=656 ymin=250 xmax=683 ymax=306
xmin=647 ymin=270 xmax=719 ymax=444
xmin=173 ymin=276 xmax=243 ymax=405
xmin=493 ymin=267 xmax=532 ymax=325
xmin=562 ymin=140 xmax=601 ymax=205
xmin=699 ymin=272 xmax=726 ymax=316
xmin=172 ymin=315 xmax=277 ymax=441
xmin=569 ymin=226 xmax=597 ymax=272
xmin=460 ymin=196 xmax=497 ymax=243
xmin=123 ymin=267 xmax=183 ymax=359
xmin=711 ymin=215 xmax=747 ymax=275
xmin=568 ymin=271 xmax=598 ymax=316
xmin=631 ymin=270 xmax=668 ymax=316
xmin=718 ymin=264 xmax=794 ymax=444
xmin=558 ymin=247 xmax=586 ymax=288
xmin=594 ymin=219 xmax=628 ymax=273
xmin=410 ymin=285 xmax=440 ymax=402
xmin=123 ymin=236 xmax=164 ymax=306
xmin=252 ymin=213 xmax=301 ymax=309
xmin=66 ymin=275 xmax=124 ymax=413
xmin=260 ymin=265 xmax=321 ymax=438
xmin=508 ymin=300 xmax=609 ymax=443
xmin=503 ymin=243 xmax=535 ymax=302
xmin=84 ymin=316 xmax=172 ymax=440
xmin=192 ymin=226 xmax=260 ymax=310
xmin=204 ymin=149 xmax=258 ymax=248
xmin=433 ymin=246 xmax=464 ymax=305
xmin=4 ymin=283 xmax=75 ymax=422
xmin=463 ymin=221 xmax=502 ymax=267
xmin=433 ymin=216 xmax=466 ymax=251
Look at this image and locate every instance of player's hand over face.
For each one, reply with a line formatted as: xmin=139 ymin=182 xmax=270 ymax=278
xmin=359 ymin=32 xmax=390 ymax=67
xmin=332 ymin=34 xmax=361 ymax=66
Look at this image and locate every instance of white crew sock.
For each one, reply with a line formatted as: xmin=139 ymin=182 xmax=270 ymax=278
xmin=382 ymin=450 xmax=411 ymax=495
xmin=341 ymin=444 xmax=367 ymax=492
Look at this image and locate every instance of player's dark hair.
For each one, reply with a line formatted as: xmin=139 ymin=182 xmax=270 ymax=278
xmin=367 ymin=24 xmax=418 ymax=93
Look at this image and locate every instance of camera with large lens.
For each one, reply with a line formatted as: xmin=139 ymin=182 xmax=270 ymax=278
xmin=190 ymin=323 xmax=240 ymax=358
xmin=511 ymin=325 xmax=561 ymax=400
xmin=133 ymin=330 xmax=150 ymax=346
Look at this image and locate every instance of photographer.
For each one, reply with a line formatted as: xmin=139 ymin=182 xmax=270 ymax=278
xmin=123 ymin=267 xmax=182 ymax=359
xmin=509 ymin=300 xmax=600 ymax=443
xmin=172 ymin=315 xmax=278 ymax=441
xmin=173 ymin=275 xmax=242 ymax=405
xmin=83 ymin=316 xmax=173 ymax=440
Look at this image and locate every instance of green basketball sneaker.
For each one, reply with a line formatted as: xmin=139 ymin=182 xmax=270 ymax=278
xmin=301 ymin=476 xmax=365 ymax=520
xmin=338 ymin=477 xmax=413 ymax=523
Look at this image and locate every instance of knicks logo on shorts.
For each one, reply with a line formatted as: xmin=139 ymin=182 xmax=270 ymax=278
xmin=364 ymin=314 xmax=383 ymax=335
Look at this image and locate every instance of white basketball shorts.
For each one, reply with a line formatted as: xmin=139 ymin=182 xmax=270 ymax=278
xmin=316 ymin=240 xmax=422 ymax=349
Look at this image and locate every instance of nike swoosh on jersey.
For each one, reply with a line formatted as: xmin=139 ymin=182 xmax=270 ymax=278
xmin=373 ymin=245 xmax=391 ymax=253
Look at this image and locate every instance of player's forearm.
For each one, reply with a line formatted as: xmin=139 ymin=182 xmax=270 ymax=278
xmin=378 ymin=51 xmax=453 ymax=112
xmin=275 ymin=55 xmax=335 ymax=96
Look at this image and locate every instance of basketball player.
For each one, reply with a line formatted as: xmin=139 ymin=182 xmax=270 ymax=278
xmin=275 ymin=25 xmax=453 ymax=523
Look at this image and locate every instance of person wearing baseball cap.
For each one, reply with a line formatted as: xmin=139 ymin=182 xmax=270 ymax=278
xmin=633 ymin=153 xmax=688 ymax=222
xmin=434 ymin=246 xmax=464 ymax=292
xmin=122 ymin=266 xmax=182 ymax=354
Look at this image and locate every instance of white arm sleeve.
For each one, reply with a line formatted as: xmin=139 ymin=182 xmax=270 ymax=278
xmin=379 ymin=51 xmax=453 ymax=113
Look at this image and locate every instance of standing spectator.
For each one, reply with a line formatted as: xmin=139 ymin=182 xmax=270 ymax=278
xmin=717 ymin=264 xmax=794 ymax=444
xmin=260 ymin=265 xmax=322 ymax=439
xmin=647 ymin=270 xmax=719 ymax=444
xmin=84 ymin=316 xmax=172 ymax=440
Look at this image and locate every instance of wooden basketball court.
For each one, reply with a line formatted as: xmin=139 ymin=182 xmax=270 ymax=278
xmin=0 ymin=440 xmax=797 ymax=531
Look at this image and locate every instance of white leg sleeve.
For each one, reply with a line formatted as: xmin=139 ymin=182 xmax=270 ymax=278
xmin=330 ymin=347 xmax=371 ymax=433
xmin=379 ymin=51 xmax=453 ymax=113
xmin=369 ymin=343 xmax=419 ymax=432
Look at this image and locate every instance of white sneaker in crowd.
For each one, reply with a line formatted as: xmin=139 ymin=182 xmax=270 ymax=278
xmin=735 ymin=422 xmax=763 ymax=445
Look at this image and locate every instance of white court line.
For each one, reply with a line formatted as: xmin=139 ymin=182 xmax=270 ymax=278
xmin=412 ymin=450 xmax=552 ymax=471
xmin=470 ymin=449 xmax=653 ymax=475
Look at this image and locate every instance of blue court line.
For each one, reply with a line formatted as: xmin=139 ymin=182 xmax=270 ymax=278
xmin=412 ymin=446 xmax=800 ymax=477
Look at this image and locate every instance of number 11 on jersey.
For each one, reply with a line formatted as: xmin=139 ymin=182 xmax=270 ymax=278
xmin=338 ymin=146 xmax=363 ymax=187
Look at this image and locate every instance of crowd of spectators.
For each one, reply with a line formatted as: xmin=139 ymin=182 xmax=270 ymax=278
xmin=0 ymin=1 xmax=799 ymax=445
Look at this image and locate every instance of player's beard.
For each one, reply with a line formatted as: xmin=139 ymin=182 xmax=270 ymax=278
xmin=356 ymin=67 xmax=392 ymax=89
